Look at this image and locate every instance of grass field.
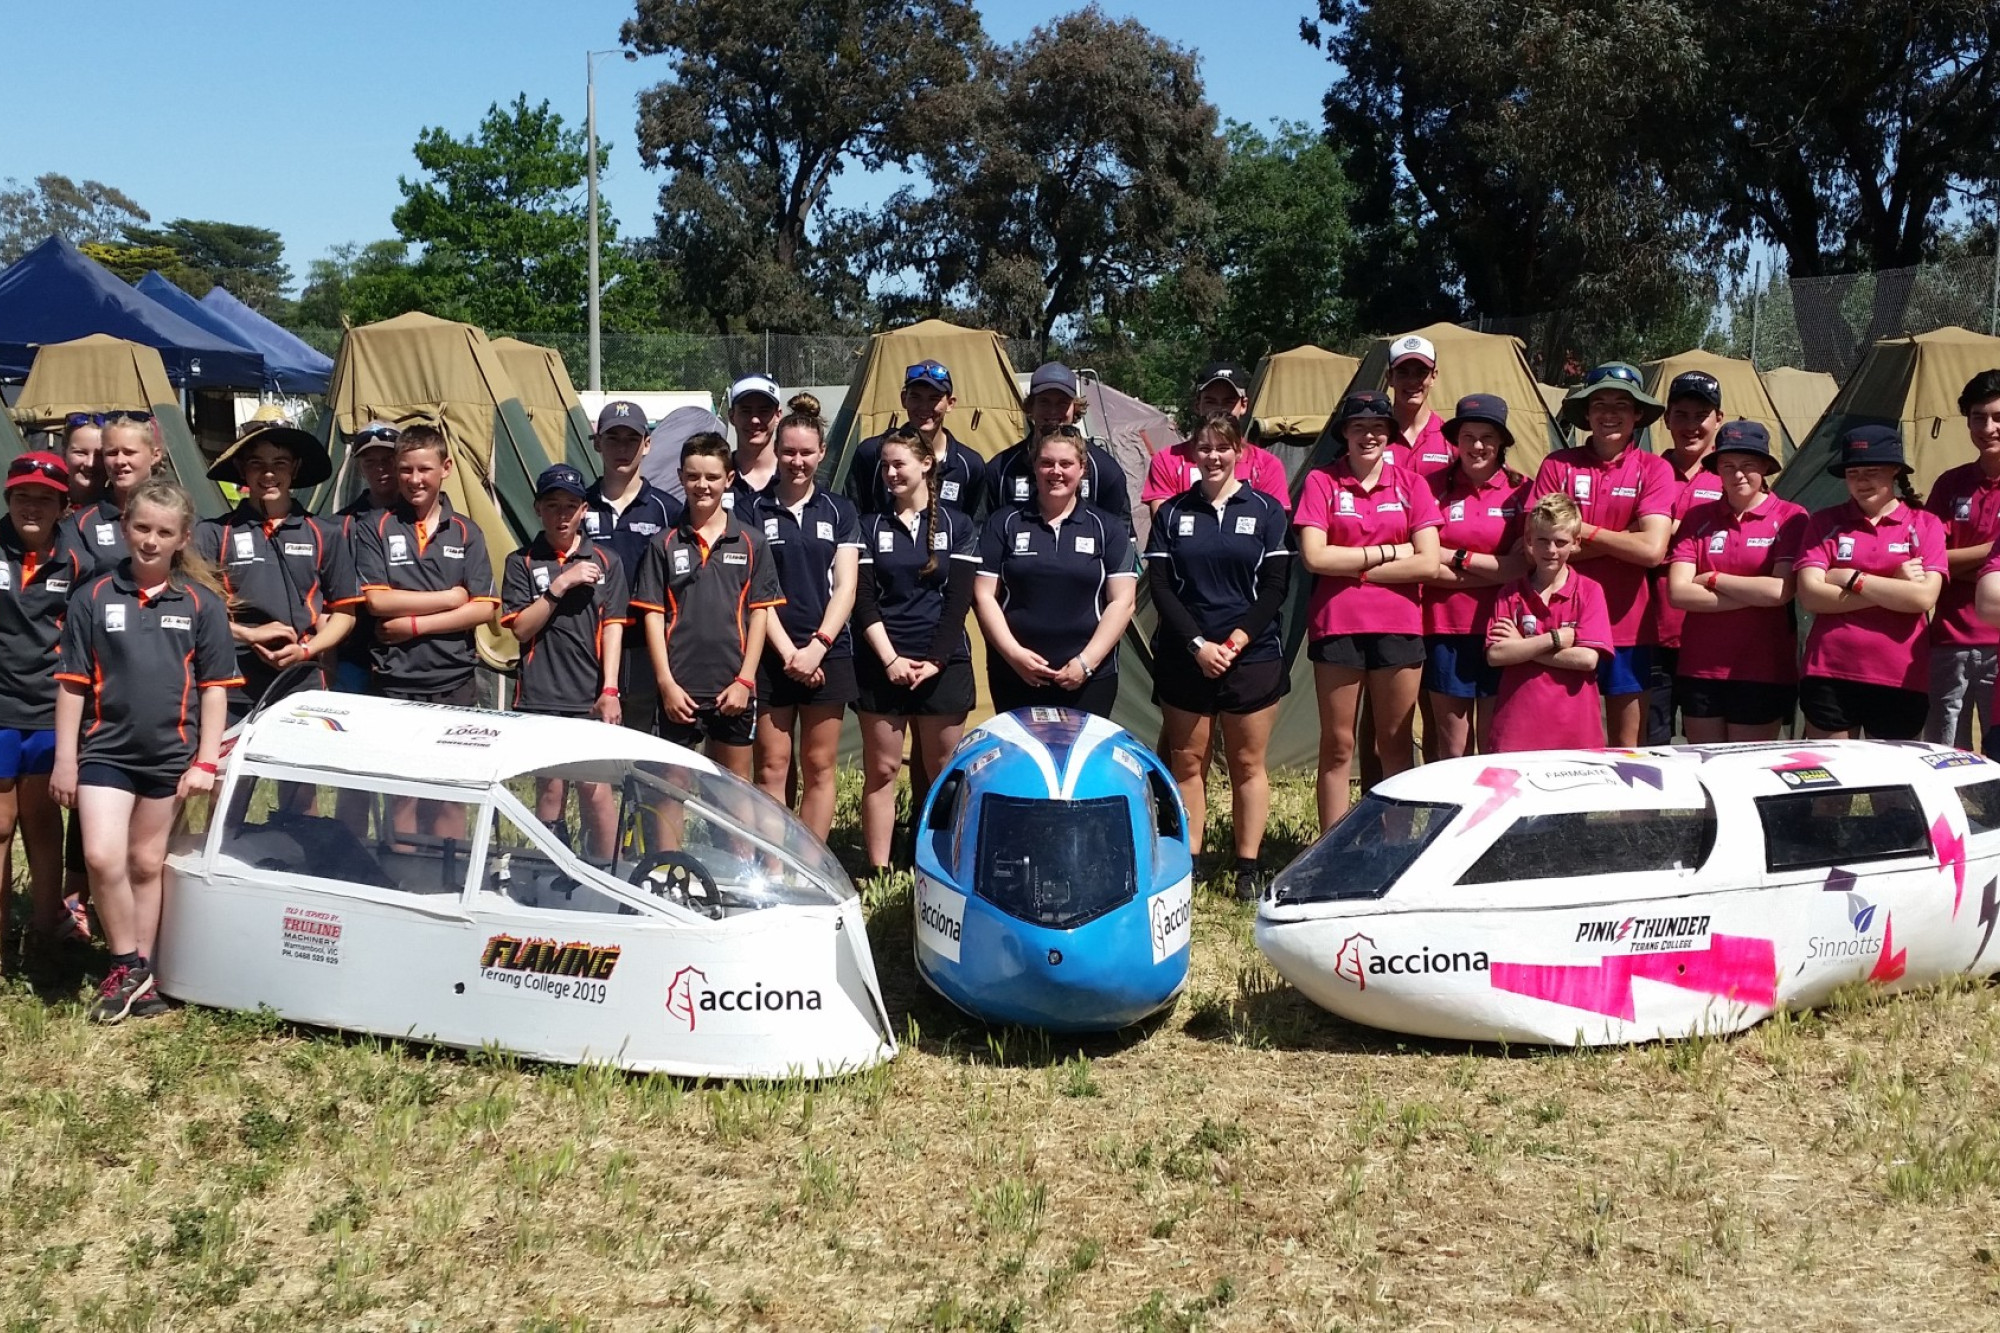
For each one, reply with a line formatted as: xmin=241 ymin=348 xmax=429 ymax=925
xmin=2 ymin=771 xmax=1999 ymax=1331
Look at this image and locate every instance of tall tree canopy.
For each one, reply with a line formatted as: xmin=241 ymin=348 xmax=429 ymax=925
xmin=1211 ymin=120 xmax=1356 ymax=366
xmin=624 ymin=0 xmax=984 ymax=334
xmin=0 ymin=174 xmax=150 ymax=264
xmin=122 ymin=219 xmax=290 ymax=312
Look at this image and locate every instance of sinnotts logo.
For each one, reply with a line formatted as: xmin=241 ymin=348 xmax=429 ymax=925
xmin=664 ymin=964 xmax=823 ymax=1032
xmin=481 ymin=934 xmax=620 ymax=980
xmin=1574 ymin=914 xmax=1710 ymax=953
xmin=1807 ymin=895 xmax=1885 ymax=962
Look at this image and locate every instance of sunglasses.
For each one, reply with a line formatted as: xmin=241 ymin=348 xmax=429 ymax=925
xmin=1583 ymin=365 xmax=1641 ymax=388
xmin=353 ymin=426 xmax=402 ymax=446
xmin=904 ymin=362 xmax=951 ymax=387
xmin=66 ymin=411 xmax=152 ymax=428
xmin=8 ymin=457 xmax=67 ymax=485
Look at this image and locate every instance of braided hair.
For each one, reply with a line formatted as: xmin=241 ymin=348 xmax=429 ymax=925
xmin=884 ymin=424 xmax=943 ymax=579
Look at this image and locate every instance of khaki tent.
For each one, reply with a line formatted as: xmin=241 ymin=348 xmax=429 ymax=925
xmin=1761 ymin=367 xmax=1840 ymax=453
xmin=12 ymin=335 xmax=226 ymax=515
xmin=1250 ymin=345 xmax=1359 ymax=441
xmin=1776 ymin=326 xmax=2000 ymax=514
xmin=826 ymin=320 xmax=1026 ymax=475
xmin=489 ymin=337 xmax=597 ymax=478
xmin=1642 ymin=349 xmax=1793 ymax=449
xmin=1539 ymin=382 xmax=1575 ymax=446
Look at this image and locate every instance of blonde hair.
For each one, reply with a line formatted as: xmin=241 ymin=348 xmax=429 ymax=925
xmin=124 ymin=478 xmax=229 ymax=600
xmin=1030 ymin=423 xmax=1088 ymax=467
xmin=1528 ymin=492 xmax=1584 ymax=537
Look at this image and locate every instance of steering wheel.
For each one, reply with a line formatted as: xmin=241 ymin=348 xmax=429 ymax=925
xmin=631 ymin=850 xmax=723 ymax=918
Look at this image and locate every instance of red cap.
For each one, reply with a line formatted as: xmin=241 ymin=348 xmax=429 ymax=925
xmin=5 ymin=452 xmax=68 ymax=495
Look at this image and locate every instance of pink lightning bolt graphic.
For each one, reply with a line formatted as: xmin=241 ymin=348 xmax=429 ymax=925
xmin=1489 ymin=935 xmax=1778 ymax=1022
xmin=1869 ymin=914 xmax=1907 ymax=985
xmin=1465 ymin=767 xmax=1523 ymax=830
xmin=1931 ymin=814 xmax=1967 ymax=917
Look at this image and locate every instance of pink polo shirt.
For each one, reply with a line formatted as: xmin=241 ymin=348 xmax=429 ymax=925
xmin=1487 ymin=570 xmax=1614 ymax=753
xmin=1667 ymin=494 xmax=1809 ymax=684
xmin=1141 ymin=439 xmax=1292 ymax=510
xmin=1294 ymin=459 xmax=1443 ymax=638
xmin=1421 ymin=465 xmax=1528 ymax=636
xmin=1793 ymin=500 xmax=1949 ymax=691
xmin=1649 ymin=465 xmax=1729 ymax=649
xmin=1528 ymin=441 xmax=1677 ymax=647
xmin=1924 ymin=460 xmax=2000 ymax=647
xmin=1399 ymin=412 xmax=1456 ymax=477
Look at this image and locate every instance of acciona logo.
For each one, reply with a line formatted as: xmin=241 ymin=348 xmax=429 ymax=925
xmin=664 ymin=964 xmax=824 ymax=1032
xmin=1333 ymin=933 xmax=1488 ymax=990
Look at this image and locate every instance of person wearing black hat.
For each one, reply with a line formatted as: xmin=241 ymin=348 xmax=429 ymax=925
xmin=1922 ymin=370 xmax=2000 ymax=747
xmin=1643 ymin=371 xmax=1729 ymax=744
xmin=844 ymin=359 xmax=987 ymax=521
xmin=1141 ymin=362 xmax=1292 ymax=513
xmin=1664 ymin=423 xmax=1809 ymax=742
xmin=984 ymin=363 xmax=1132 ymax=531
xmin=1420 ymin=395 xmax=1528 ymax=757
xmin=196 ymin=421 xmax=359 ymax=721
xmin=1793 ymin=427 xmax=1945 ymax=740
xmin=1295 ymin=390 xmax=1442 ymax=831
xmin=1530 ymin=362 xmax=1677 ymax=746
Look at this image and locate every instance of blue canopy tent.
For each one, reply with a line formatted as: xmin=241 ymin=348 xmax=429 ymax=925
xmin=199 ymin=285 xmax=334 ymax=395
xmin=0 ymin=235 xmax=264 ymax=390
xmin=133 ymin=271 xmax=274 ymax=391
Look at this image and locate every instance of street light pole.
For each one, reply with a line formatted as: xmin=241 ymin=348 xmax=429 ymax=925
xmin=586 ymin=47 xmax=635 ymax=394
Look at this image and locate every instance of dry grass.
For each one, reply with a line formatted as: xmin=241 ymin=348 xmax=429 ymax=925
xmin=2 ymin=772 xmax=1999 ymax=1331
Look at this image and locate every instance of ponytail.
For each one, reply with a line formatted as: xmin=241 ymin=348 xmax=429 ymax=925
xmin=1896 ymin=473 xmax=1923 ymax=507
xmin=922 ymin=477 xmax=945 ymax=581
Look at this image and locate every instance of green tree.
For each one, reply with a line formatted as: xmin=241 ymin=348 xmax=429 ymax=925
xmin=1212 ymin=120 xmax=1357 ymax=365
xmin=293 ymin=240 xmax=440 ymax=330
xmin=122 ymin=219 xmax=291 ymax=311
xmin=0 ymin=173 xmax=149 ymax=263
xmin=623 ymin=0 xmax=985 ymax=335
xmin=78 ymin=242 xmax=186 ymax=285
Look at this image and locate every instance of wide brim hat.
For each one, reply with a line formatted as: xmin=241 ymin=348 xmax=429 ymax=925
xmin=1824 ymin=424 xmax=1911 ymax=478
xmin=1561 ymin=363 xmax=1664 ymax=432
xmin=206 ymin=423 xmax=333 ymax=488
xmin=1701 ymin=422 xmax=1782 ymax=476
xmin=1441 ymin=394 xmax=1515 ymax=450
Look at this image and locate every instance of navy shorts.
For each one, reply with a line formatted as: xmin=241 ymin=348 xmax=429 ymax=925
xmin=757 ymin=652 xmax=859 ymax=712
xmin=659 ymin=702 xmax=758 ymax=750
xmin=1674 ymin=677 xmax=1797 ymax=727
xmin=0 ymin=728 xmax=56 ymax=780
xmin=1799 ymin=677 xmax=1927 ymax=740
xmin=1308 ymin=633 xmax=1425 ymax=672
xmin=333 ymin=660 xmax=371 ymax=694
xmin=76 ymin=762 xmax=179 ymax=801
xmin=1423 ymin=634 xmax=1501 ymax=700
xmin=1596 ymin=644 xmax=1653 ymax=698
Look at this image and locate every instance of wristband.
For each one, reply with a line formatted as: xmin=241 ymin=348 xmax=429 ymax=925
xmin=1850 ymin=572 xmax=1867 ymax=594
xmin=732 ymin=675 xmax=755 ymax=694
xmin=1451 ymin=548 xmax=1470 ymax=573
xmin=409 ymin=615 xmax=421 ymax=638
xmin=1074 ymin=655 xmax=1093 ymax=678
xmin=192 ymin=760 xmax=218 ymax=775
xmin=542 ymin=587 xmax=561 ymax=605
xmin=1548 ymin=630 xmax=1560 ymax=652
xmin=1704 ymin=571 xmax=1720 ymax=592
xmin=812 ymin=630 xmax=835 ymax=649
xmin=600 ymin=686 xmax=620 ymax=697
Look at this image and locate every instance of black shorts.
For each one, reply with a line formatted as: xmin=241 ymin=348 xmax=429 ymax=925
xmin=1152 ymin=648 xmax=1289 ymax=717
xmin=854 ymin=656 xmax=976 ymax=718
xmin=1798 ymin=676 xmax=1927 ymax=740
xmin=76 ymin=762 xmax=179 ymax=801
xmin=988 ymin=663 xmax=1121 ymax=719
xmin=376 ymin=677 xmax=479 ymax=708
xmin=658 ymin=702 xmax=758 ymax=750
xmin=757 ymin=651 xmax=859 ymax=712
xmin=1308 ymin=633 xmax=1425 ymax=671
xmin=1674 ymin=676 xmax=1797 ymax=727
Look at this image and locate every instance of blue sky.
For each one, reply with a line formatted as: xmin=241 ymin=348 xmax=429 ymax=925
xmin=9 ymin=0 xmax=1335 ymax=291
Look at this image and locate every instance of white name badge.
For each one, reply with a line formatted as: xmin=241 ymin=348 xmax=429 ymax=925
xmin=1747 ymin=537 xmax=1776 ymax=547
xmin=940 ymin=481 xmax=960 ymax=502
xmin=722 ymin=551 xmax=748 ymax=565
xmin=1378 ymin=501 xmax=1403 ymax=513
xmin=1610 ymin=486 xmax=1638 ymax=498
xmin=877 ymin=531 xmax=895 ymax=553
xmin=1887 ymin=542 xmax=1911 ymax=554
xmin=1074 ymin=536 xmax=1096 ymax=555
xmin=816 ymin=521 xmax=834 ymax=542
xmin=105 ymin=604 xmax=126 ymax=632
xmin=43 ymin=579 xmax=67 ymax=595
xmin=1177 ymin=515 xmax=1195 ymax=536
xmin=283 ymin=542 xmax=314 ymax=557
xmin=1234 ymin=516 xmax=1257 ymax=535
xmin=442 ymin=545 xmax=465 ymax=559
xmin=159 ymin=615 xmax=191 ymax=631
xmin=631 ymin=522 xmax=660 ymax=536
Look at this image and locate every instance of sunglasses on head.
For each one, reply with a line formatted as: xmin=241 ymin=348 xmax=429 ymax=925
xmin=353 ymin=426 xmax=402 ymax=445
xmin=904 ymin=362 xmax=951 ymax=386
xmin=1583 ymin=365 xmax=1641 ymax=388
xmin=9 ymin=457 xmax=66 ymax=484
xmin=67 ymin=411 xmax=152 ymax=428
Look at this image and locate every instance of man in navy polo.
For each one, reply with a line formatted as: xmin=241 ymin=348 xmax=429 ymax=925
xmin=583 ymin=400 xmax=682 ymax=735
xmin=985 ymin=362 xmax=1132 ymax=531
xmin=844 ymin=359 xmax=988 ymax=519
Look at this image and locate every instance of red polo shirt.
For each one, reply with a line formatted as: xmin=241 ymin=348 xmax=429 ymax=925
xmin=1924 ymin=460 xmax=2000 ymax=647
xmin=1528 ymin=441 xmax=1677 ymax=647
xmin=1793 ymin=500 xmax=1948 ymax=691
xmin=1649 ymin=466 xmax=1728 ymax=649
xmin=1421 ymin=466 xmax=1527 ymax=636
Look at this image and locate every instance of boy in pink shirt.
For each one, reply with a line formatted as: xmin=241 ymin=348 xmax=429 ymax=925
xmin=1531 ymin=362 xmax=1675 ymax=746
xmin=1141 ymin=361 xmax=1293 ymax=512
xmin=1488 ymin=493 xmax=1613 ymax=752
xmin=1922 ymin=370 xmax=2000 ymax=747
xmin=1385 ymin=334 xmax=1457 ymax=476
xmin=1644 ymin=370 xmax=1728 ymax=744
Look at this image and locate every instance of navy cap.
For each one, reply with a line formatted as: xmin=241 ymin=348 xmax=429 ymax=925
xmin=1826 ymin=424 xmax=1911 ymax=477
xmin=904 ymin=359 xmax=953 ymax=394
xmin=1334 ymin=389 xmax=1397 ymax=427
xmin=1442 ymin=393 xmax=1514 ymax=449
xmin=535 ymin=464 xmax=590 ymax=500
xmin=1702 ymin=421 xmax=1781 ymax=474
xmin=595 ymin=400 xmax=648 ymax=436
xmin=1194 ymin=361 xmax=1250 ymax=395
xmin=1028 ymin=362 xmax=1079 ymax=399
xmin=1668 ymin=371 xmax=1723 ymax=410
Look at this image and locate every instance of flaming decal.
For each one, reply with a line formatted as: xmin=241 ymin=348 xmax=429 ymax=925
xmin=1977 ymin=879 xmax=1999 ymax=968
xmin=1868 ymin=915 xmax=1907 ymax=985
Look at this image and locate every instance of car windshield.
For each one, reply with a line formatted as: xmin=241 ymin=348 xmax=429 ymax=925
xmin=1272 ymin=795 xmax=1458 ymax=906
xmin=975 ymin=794 xmax=1136 ymax=929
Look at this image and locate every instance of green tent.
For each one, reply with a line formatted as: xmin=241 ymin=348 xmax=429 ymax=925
xmin=490 ymin=337 xmax=598 ymax=479
xmin=1776 ymin=326 xmax=2000 ymax=513
xmin=0 ymin=396 xmax=27 ymax=465
xmin=13 ymin=334 xmax=227 ymax=515
xmin=827 ymin=320 xmax=1027 ymax=486
xmin=1760 ymin=366 xmax=1840 ymax=452
xmin=1642 ymin=348 xmax=1793 ymax=450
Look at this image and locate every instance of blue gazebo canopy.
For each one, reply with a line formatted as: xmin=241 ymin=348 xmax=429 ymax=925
xmin=198 ymin=284 xmax=333 ymax=395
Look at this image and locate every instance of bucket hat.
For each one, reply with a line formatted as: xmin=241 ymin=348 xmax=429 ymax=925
xmin=1561 ymin=362 xmax=1664 ymax=432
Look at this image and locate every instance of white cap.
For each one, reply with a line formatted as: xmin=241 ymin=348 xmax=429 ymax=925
xmin=1388 ymin=334 xmax=1437 ymax=368
xmin=728 ymin=374 xmax=782 ymax=409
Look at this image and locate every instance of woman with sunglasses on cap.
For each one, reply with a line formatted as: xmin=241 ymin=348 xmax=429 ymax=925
xmin=974 ymin=426 xmax=1136 ymax=718
xmin=1146 ymin=413 xmax=1291 ymax=899
xmin=751 ymin=396 xmax=863 ymax=841
xmin=1665 ymin=423 xmax=1809 ymax=742
xmin=1295 ymin=390 xmax=1442 ymax=831
xmin=1529 ymin=363 xmax=1677 ymax=746
xmin=853 ymin=426 xmax=980 ymax=873
xmin=59 ymin=414 xmax=163 ymax=577
xmin=0 ymin=453 xmax=88 ymax=958
xmin=845 ymin=360 xmax=987 ymax=521
xmin=1420 ymin=395 xmax=1527 ymax=757
xmin=196 ymin=422 xmax=359 ymax=720
xmin=1792 ymin=427 xmax=1945 ymax=740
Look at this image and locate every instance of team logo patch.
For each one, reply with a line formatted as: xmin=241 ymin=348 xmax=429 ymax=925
xmin=1836 ymin=535 xmax=1855 ymax=562
xmin=940 ymin=481 xmax=960 ymax=502
xmin=1012 ymin=477 xmax=1031 ymax=500
xmin=816 ymin=521 xmax=835 ymax=542
xmin=533 ymin=566 xmax=551 ymax=591
xmin=232 ymin=531 xmax=256 ymax=561
xmin=1336 ymin=492 xmax=1355 ymax=514
xmin=1520 ymin=613 xmax=1539 ymax=635
xmin=1708 ymin=532 xmax=1727 ymax=553
xmin=932 ymin=531 xmax=950 ymax=550
xmin=583 ymin=512 xmax=601 ymax=534
xmin=0 ymin=565 xmax=9 ymax=591
xmin=672 ymin=548 xmax=692 ymax=574
xmin=1234 ymin=516 xmax=1258 ymax=535
xmin=1956 ymin=497 xmax=1973 ymax=521
xmin=105 ymin=604 xmax=126 ymax=632
xmin=94 ymin=523 xmax=116 ymax=547
xmin=720 ymin=493 xmax=735 ymax=510
xmin=1449 ymin=501 xmax=1465 ymax=523
xmin=763 ymin=518 xmax=780 ymax=539
xmin=877 ymin=530 xmax=895 ymax=553
xmin=1572 ymin=475 xmax=1592 ymax=501
xmin=1074 ymin=536 xmax=1095 ymax=555
xmin=387 ymin=534 xmax=410 ymax=562
xmin=1177 ymin=515 xmax=1195 ymax=536
xmin=1014 ymin=532 xmax=1032 ymax=552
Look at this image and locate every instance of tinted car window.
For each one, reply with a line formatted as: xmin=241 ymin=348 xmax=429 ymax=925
xmin=1757 ymin=786 xmax=1929 ymax=872
xmin=1958 ymin=778 xmax=2000 ymax=837
xmin=975 ymin=794 xmax=1135 ymax=929
xmin=1273 ymin=795 xmax=1458 ymax=905
xmin=1458 ymin=805 xmax=1715 ymax=886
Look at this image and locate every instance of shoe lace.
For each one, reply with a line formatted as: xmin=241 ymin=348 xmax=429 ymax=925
xmin=97 ymin=965 xmax=130 ymax=997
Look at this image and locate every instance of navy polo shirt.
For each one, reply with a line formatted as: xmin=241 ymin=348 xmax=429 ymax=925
xmin=335 ymin=493 xmax=389 ymax=672
xmin=845 ymin=430 xmax=988 ymax=519
xmin=351 ymin=497 xmax=498 ymax=692
xmin=985 ymin=437 xmax=1133 ymax=529
xmin=1143 ymin=484 xmax=1291 ymax=662
xmin=978 ymin=504 xmax=1136 ymax=670
xmin=56 ymin=565 xmax=242 ymax=780
xmin=749 ymin=483 xmax=864 ymax=657
xmin=631 ymin=515 xmax=785 ymax=700
xmin=59 ymin=498 xmax=128 ymax=578
xmin=501 ymin=534 xmax=630 ymax=716
xmin=0 ymin=521 xmax=86 ymax=731
xmin=582 ymin=478 xmax=683 ymax=583
xmin=196 ymin=503 xmax=360 ymax=681
xmin=858 ymin=505 xmax=981 ymax=662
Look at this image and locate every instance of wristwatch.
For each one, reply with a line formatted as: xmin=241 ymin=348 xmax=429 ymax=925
xmin=1190 ymin=636 xmax=1208 ymax=653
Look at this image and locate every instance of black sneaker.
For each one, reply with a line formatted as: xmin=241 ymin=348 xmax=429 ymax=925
xmin=1233 ymin=867 xmax=1264 ymax=903
xmin=127 ymin=993 xmax=172 ymax=1020
xmin=88 ymin=963 xmax=155 ymax=1024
